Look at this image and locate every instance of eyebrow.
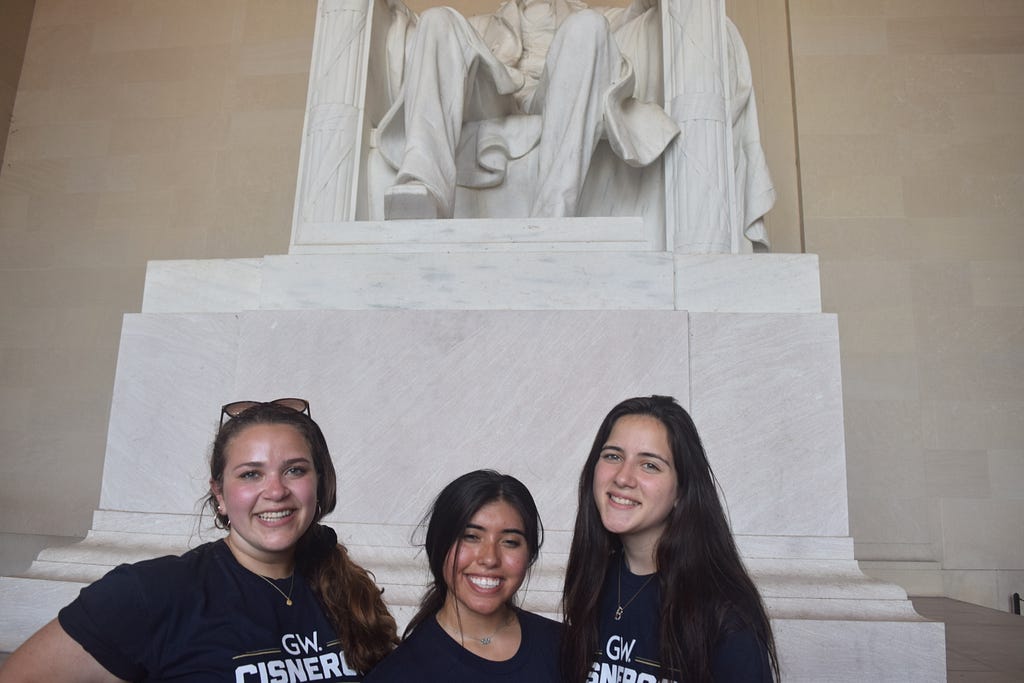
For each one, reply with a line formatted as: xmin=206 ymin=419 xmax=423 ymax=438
xmin=230 ymin=456 xmax=313 ymax=471
xmin=465 ymin=522 xmax=527 ymax=537
xmin=641 ymin=452 xmax=672 ymax=467
xmin=601 ymin=444 xmax=672 ymax=467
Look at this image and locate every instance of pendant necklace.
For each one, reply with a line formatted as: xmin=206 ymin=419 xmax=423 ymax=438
xmin=224 ymin=536 xmax=295 ymax=606
xmin=258 ymin=573 xmax=295 ymax=606
xmin=444 ymin=610 xmax=516 ymax=646
xmin=615 ymin=555 xmax=655 ymax=621
xmin=477 ymin=622 xmax=506 ymax=646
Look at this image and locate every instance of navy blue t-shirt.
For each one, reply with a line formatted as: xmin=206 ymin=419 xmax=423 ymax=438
xmin=364 ymin=608 xmax=561 ymax=682
xmin=58 ymin=540 xmax=361 ymax=682
xmin=592 ymin=557 xmax=772 ymax=682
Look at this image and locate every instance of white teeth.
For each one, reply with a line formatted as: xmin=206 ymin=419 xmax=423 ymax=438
xmin=610 ymin=495 xmax=638 ymax=506
xmin=468 ymin=576 xmax=501 ymax=589
xmin=257 ymin=510 xmax=293 ymax=521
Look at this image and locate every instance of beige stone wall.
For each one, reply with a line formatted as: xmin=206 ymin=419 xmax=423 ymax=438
xmin=790 ymin=0 xmax=1024 ymax=609
xmin=1 ymin=0 xmax=1021 ymax=610
xmin=0 ymin=1 xmax=315 ymax=544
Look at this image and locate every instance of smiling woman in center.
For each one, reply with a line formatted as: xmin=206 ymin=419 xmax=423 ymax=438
xmin=365 ymin=470 xmax=559 ymax=682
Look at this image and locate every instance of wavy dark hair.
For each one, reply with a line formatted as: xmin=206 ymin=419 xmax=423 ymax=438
xmin=561 ymin=396 xmax=779 ymax=682
xmin=403 ymin=469 xmax=544 ymax=638
xmin=206 ymin=402 xmax=398 ymax=672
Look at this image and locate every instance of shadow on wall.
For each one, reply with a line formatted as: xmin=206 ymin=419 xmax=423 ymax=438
xmin=0 ymin=0 xmax=37 ymax=165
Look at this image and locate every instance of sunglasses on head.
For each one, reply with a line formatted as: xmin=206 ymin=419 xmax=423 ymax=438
xmin=220 ymin=398 xmax=310 ymax=426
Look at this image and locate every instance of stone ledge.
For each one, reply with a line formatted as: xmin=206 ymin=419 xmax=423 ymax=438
xmin=290 ymin=217 xmax=652 ymax=254
xmin=141 ymin=252 xmax=821 ymax=314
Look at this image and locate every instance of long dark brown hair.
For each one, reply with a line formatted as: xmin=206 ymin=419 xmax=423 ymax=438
xmin=561 ymin=396 xmax=779 ymax=682
xmin=206 ymin=402 xmax=398 ymax=672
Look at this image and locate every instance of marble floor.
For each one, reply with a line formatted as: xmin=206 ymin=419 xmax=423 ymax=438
xmin=1 ymin=597 xmax=1021 ymax=678
xmin=911 ymin=597 xmax=1024 ymax=681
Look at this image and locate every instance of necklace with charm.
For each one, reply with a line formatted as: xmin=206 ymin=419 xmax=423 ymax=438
xmin=615 ymin=555 xmax=655 ymax=621
xmin=257 ymin=572 xmax=295 ymax=606
xmin=224 ymin=536 xmax=296 ymax=606
xmin=442 ymin=609 xmax=517 ymax=646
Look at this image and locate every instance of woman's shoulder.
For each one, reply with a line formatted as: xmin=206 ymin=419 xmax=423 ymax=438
xmin=363 ymin=619 xmax=451 ymax=682
xmin=63 ymin=541 xmax=224 ymax=615
xmin=114 ymin=540 xmax=224 ymax=584
xmin=516 ymin=608 xmax=562 ymax=635
xmin=516 ymin=609 xmax=562 ymax=663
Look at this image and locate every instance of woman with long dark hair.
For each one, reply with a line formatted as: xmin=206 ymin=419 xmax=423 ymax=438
xmin=1 ymin=399 xmax=397 ymax=681
xmin=365 ymin=470 xmax=560 ymax=682
xmin=561 ymin=395 xmax=779 ymax=682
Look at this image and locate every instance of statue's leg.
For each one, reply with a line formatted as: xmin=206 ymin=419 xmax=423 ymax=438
xmin=386 ymin=7 xmax=476 ymax=220
xmin=528 ymin=10 xmax=620 ymax=218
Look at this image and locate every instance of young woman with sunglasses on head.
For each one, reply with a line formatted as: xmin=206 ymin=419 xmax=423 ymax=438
xmin=364 ymin=470 xmax=560 ymax=683
xmin=561 ymin=396 xmax=780 ymax=683
xmin=0 ymin=399 xmax=398 ymax=682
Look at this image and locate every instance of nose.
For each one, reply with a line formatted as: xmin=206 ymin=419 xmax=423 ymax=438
xmin=476 ymin=540 xmax=499 ymax=568
xmin=612 ymin=462 xmax=635 ymax=488
xmin=263 ymin=473 xmax=288 ymax=500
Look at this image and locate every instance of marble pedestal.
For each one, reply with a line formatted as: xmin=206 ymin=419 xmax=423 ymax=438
xmin=0 ymin=228 xmax=945 ymax=680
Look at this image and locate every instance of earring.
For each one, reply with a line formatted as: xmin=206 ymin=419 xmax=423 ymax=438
xmin=217 ymin=505 xmax=230 ymax=528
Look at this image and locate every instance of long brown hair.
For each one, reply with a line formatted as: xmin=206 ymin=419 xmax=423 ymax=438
xmin=207 ymin=402 xmax=398 ymax=672
xmin=561 ymin=396 xmax=779 ymax=682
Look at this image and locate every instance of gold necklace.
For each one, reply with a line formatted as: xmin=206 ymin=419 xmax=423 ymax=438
xmin=257 ymin=573 xmax=295 ymax=606
xmin=224 ymin=536 xmax=296 ymax=606
xmin=615 ymin=556 xmax=655 ymax=621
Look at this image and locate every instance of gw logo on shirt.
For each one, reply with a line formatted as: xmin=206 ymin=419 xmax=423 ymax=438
xmin=234 ymin=631 xmax=359 ymax=682
xmin=588 ymin=635 xmax=675 ymax=683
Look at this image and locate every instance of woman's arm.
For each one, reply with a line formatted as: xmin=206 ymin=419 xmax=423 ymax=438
xmin=0 ymin=619 xmax=126 ymax=683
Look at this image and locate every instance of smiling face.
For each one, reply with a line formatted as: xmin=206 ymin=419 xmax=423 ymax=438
xmin=442 ymin=499 xmax=530 ymax=621
xmin=211 ymin=422 xmax=318 ymax=576
xmin=592 ymin=414 xmax=679 ymax=564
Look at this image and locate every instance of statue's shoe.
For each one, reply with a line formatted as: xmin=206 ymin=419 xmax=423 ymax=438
xmin=384 ymin=182 xmax=441 ymax=220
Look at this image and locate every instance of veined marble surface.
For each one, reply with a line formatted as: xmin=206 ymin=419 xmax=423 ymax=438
xmin=689 ymin=312 xmax=849 ymax=536
xmin=142 ymin=258 xmax=262 ymax=314
xmin=259 ymin=252 xmax=675 ymax=311
xmin=290 ymin=216 xmax=652 ymax=253
xmin=94 ymin=309 xmax=851 ymax=538
xmin=140 ymin=252 xmax=820 ymax=314
xmin=676 ymin=253 xmax=821 ymax=312
xmin=98 ymin=309 xmax=692 ymax=529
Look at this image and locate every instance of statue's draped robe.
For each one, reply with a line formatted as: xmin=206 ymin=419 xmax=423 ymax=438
xmin=376 ymin=0 xmax=772 ymax=247
xmin=377 ymin=0 xmax=679 ymax=216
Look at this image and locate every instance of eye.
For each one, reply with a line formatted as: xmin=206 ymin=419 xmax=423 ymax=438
xmin=502 ymin=537 xmax=523 ymax=548
xmin=462 ymin=531 xmax=480 ymax=542
xmin=239 ymin=470 xmax=261 ymax=480
xmin=641 ymin=460 xmax=662 ymax=472
xmin=600 ymin=450 xmax=622 ymax=462
xmin=285 ymin=465 xmax=309 ymax=477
